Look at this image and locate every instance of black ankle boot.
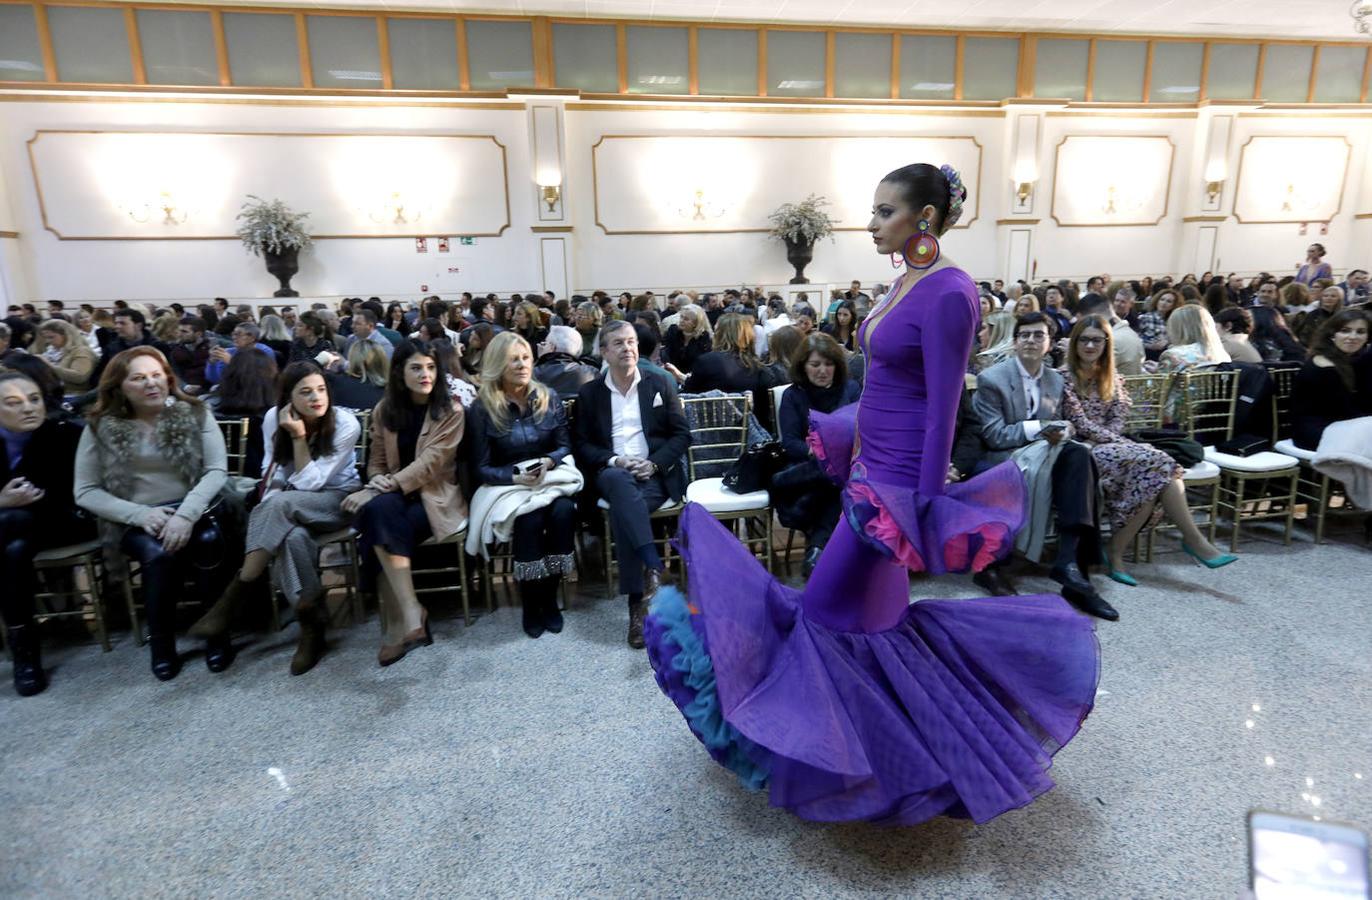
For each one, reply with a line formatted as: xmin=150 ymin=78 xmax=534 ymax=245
xmin=204 ymin=635 xmax=235 ymax=673
xmin=542 ymin=577 xmax=564 ymax=634
xmin=519 ymin=581 xmax=545 ymax=639
xmin=149 ymin=634 xmax=181 ymax=682
xmin=8 ymin=625 xmax=48 ymax=697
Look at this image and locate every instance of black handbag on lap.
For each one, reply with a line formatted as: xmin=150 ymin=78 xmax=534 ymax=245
xmin=723 ymin=441 xmax=786 ymax=494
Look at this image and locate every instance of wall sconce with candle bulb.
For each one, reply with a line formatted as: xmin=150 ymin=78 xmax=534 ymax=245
xmin=539 ymin=182 xmax=561 ymax=212
xmin=124 ymin=191 xmax=190 ymax=226
xmin=1011 ymin=160 xmax=1037 ymax=215
xmin=1203 ymin=159 xmax=1227 ymax=211
xmin=367 ymin=192 xmax=421 ymax=226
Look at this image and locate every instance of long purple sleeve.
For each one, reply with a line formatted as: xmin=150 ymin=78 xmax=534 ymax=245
xmin=917 ymin=287 xmax=978 ymax=497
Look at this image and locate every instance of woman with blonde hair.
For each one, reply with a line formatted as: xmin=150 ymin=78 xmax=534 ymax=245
xmin=684 ymin=311 xmax=780 ymax=425
xmin=1159 ymin=304 xmax=1230 ymax=373
xmin=325 ymin=338 xmax=387 ymax=412
xmin=663 ymin=304 xmax=712 ymax=373
xmin=1013 ymin=293 xmax=1041 ymax=316
xmin=36 ymin=318 xmax=97 ymax=392
xmin=465 ymin=332 xmax=578 ymax=638
xmin=1060 ymin=316 xmax=1236 ymax=585
xmin=974 ymin=309 xmax=1017 ymax=371
xmin=150 ymin=313 xmax=180 ymax=345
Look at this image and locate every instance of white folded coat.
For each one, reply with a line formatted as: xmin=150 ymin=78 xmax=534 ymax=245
xmin=464 ymin=457 xmax=585 ymax=559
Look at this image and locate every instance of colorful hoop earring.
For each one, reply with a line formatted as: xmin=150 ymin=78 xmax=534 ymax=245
xmin=902 ymin=219 xmax=940 ymax=270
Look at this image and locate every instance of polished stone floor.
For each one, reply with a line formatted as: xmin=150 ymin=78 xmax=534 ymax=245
xmin=2 ymin=526 xmax=1370 ymax=899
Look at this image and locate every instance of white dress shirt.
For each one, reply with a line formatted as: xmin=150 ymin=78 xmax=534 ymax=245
xmin=1014 ymin=356 xmax=1045 ymax=441
xmin=606 ymin=368 xmax=649 ymax=464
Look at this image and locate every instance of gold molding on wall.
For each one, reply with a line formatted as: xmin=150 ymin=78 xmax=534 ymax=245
xmin=0 ymin=92 xmax=525 ymax=109
xmin=1049 ymin=134 xmax=1176 ymax=227
xmin=0 ymin=230 xmax=19 ymax=238
xmin=531 ymin=225 xmax=572 ymax=232
xmin=25 ymin=128 xmax=513 ymax=240
xmin=995 ymin=218 xmax=1040 ymax=225
xmin=1230 ymin=133 xmax=1352 ymax=224
xmin=1182 ymin=215 xmax=1228 ymax=222
xmin=590 ymin=133 xmax=983 ymax=235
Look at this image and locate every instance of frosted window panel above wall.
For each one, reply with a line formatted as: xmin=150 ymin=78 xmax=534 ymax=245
xmin=767 ymin=30 xmax=826 ymax=97
xmin=834 ymin=32 xmax=891 ymax=99
xmin=698 ymin=28 xmax=757 ymax=96
xmin=0 ymin=5 xmax=44 ymax=82
xmin=1033 ymin=38 xmax=1088 ymax=100
xmin=1092 ymin=40 xmax=1146 ymax=101
xmin=388 ymin=19 xmax=460 ymax=90
xmin=466 ymin=20 xmax=534 ymax=90
xmin=307 ymin=16 xmax=382 ymax=89
xmin=628 ymin=27 xmax=688 ymax=94
xmin=1314 ymin=45 xmax=1366 ymax=102
xmin=48 ymin=7 xmax=133 ymax=84
xmin=1261 ymin=44 xmax=1315 ymax=101
xmin=1151 ymin=42 xmax=1202 ymax=101
xmin=552 ymin=23 xmax=616 ymax=93
xmin=1207 ymin=43 xmax=1259 ymax=99
xmin=963 ymin=37 xmax=1019 ymax=100
xmin=224 ymin=13 xmax=301 ymax=87
xmin=899 ymin=35 xmax=955 ymax=100
xmin=137 ymin=10 xmax=217 ymax=86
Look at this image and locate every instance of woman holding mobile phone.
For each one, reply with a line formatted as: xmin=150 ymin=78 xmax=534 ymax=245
xmin=190 ymin=362 xmax=362 ymax=675
xmin=466 ymin=332 xmax=579 ymax=639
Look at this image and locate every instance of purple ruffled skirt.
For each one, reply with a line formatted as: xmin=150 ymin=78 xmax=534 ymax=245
xmin=645 ymin=506 xmax=1101 ymax=826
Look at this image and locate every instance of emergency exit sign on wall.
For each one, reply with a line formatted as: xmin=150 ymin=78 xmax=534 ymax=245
xmin=460 ymin=237 xmax=476 ymax=246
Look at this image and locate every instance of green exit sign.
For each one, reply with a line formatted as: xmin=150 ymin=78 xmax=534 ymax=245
xmin=459 ymin=236 xmax=476 ymax=246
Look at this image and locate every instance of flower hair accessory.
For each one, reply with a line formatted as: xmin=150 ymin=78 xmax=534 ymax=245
xmin=939 ymin=164 xmax=967 ymax=228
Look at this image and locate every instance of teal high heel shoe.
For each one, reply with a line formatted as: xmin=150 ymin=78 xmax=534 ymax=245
xmin=1108 ymin=570 xmax=1139 ymax=587
xmin=1182 ymin=542 xmax=1238 ymax=569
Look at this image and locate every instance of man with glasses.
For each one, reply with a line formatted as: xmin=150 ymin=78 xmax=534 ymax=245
xmin=971 ymin=312 xmax=1116 ymax=621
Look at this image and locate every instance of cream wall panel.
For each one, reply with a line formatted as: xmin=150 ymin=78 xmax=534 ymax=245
xmin=26 ymin=130 xmax=510 ymax=240
xmin=1231 ymin=135 xmax=1351 ymax=224
xmin=1049 ymin=135 xmax=1174 ymax=227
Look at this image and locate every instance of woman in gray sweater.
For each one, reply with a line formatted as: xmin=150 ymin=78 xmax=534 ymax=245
xmin=74 ymin=347 xmax=230 ymax=681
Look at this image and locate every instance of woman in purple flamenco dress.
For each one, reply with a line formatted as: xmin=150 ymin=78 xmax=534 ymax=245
xmin=644 ymin=163 xmax=1101 ymax=826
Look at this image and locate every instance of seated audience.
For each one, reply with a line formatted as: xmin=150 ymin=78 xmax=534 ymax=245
xmin=0 ymin=371 xmax=92 ymax=696
xmin=1215 ymin=307 xmax=1263 ymax=363
xmin=207 ymin=348 xmax=278 ymax=475
xmin=663 ymin=305 xmax=713 ymax=373
xmin=574 ymin=320 xmax=691 ymax=648
xmin=342 ymin=341 xmax=465 ymax=667
xmin=0 ymin=351 xmax=66 ymax=415
xmin=1340 ymin=268 xmax=1369 ymax=306
xmin=975 ymin=310 xmax=1017 ymax=372
xmin=342 ymin=308 xmax=394 ymax=365
xmin=792 ymin=305 xmax=817 ymax=335
xmin=1250 ymin=305 xmax=1306 ymax=363
xmin=325 ymin=339 xmax=388 ymax=412
xmin=461 ymin=322 xmax=495 ymax=377
xmin=258 ymin=314 xmax=293 ymax=365
xmin=74 ymin=348 xmax=231 ymax=681
xmin=427 ymin=338 xmax=477 ymax=409
xmin=169 ymin=317 xmax=213 ymax=391
xmin=1292 ymin=309 xmax=1372 ymax=451
xmin=1060 ymin=316 xmax=1237 ymax=585
xmin=73 ymin=309 xmax=105 ymax=355
xmin=191 ymin=362 xmax=362 ymax=676
xmin=973 ymin=312 xmax=1114 ymax=620
xmin=765 ymin=325 xmax=804 ymax=386
xmin=774 ymin=333 xmax=860 ymax=575
xmin=467 ymin=332 xmax=579 ymax=639
xmin=533 ymin=326 xmax=598 ymax=400
xmin=205 ymin=323 xmax=275 ymax=386
xmin=819 ymin=300 xmax=857 ymax=352
xmin=684 ymin=313 xmax=780 ymax=428
xmin=385 ymin=302 xmax=412 ymax=338
xmin=290 ymin=311 xmax=336 ymax=364
xmin=36 ymin=319 xmax=96 ymax=393
xmin=150 ymin=313 xmax=181 ymax=345
xmin=1135 ymin=287 xmax=1179 ymax=360
xmin=1292 ymin=285 xmax=1345 ymax=348
xmin=510 ymin=300 xmax=548 ymax=348
xmin=1159 ymin=305 xmax=1230 ymax=373
xmin=91 ymin=309 xmax=166 ymax=383
xmin=1041 ymin=285 xmax=1073 ymax=338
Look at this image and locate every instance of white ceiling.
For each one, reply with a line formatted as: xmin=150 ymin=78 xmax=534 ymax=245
xmin=264 ymin=0 xmax=1370 ymax=42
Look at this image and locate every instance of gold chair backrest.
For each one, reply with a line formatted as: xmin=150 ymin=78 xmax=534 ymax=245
xmin=352 ymin=409 xmax=372 ymax=476
xmin=1177 ymin=368 xmax=1238 ymax=443
xmin=681 ymin=394 xmax=751 ymax=481
xmin=1120 ymin=372 xmax=1171 ymax=433
xmin=215 ymin=416 xmax=252 ymax=477
xmin=1267 ymin=364 xmax=1302 ymax=442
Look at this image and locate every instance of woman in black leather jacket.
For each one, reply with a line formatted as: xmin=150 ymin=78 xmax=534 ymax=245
xmin=467 ymin=332 xmax=576 ymax=639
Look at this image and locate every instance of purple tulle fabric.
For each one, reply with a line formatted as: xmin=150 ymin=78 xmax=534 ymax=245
xmin=645 ymin=267 xmax=1101 ymax=825
xmin=646 ymin=505 xmax=1101 ymax=825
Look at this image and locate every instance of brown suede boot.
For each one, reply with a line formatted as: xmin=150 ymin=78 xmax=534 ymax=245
xmin=188 ymin=574 xmax=253 ymax=640
xmin=289 ymin=591 xmax=328 ymax=676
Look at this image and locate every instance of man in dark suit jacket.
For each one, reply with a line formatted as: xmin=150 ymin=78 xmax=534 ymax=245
xmin=575 ymin=320 xmax=691 ymax=649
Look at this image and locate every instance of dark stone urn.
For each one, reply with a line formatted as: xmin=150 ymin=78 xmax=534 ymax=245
xmin=784 ymin=237 xmax=814 ymax=284
xmin=263 ymin=246 xmax=300 ymax=297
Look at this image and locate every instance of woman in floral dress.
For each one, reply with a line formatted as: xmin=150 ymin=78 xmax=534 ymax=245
xmin=1060 ymin=315 xmax=1237 ymax=585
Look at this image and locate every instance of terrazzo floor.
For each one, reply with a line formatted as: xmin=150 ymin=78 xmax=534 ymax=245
xmin=3 ymin=524 xmax=1370 ymax=899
